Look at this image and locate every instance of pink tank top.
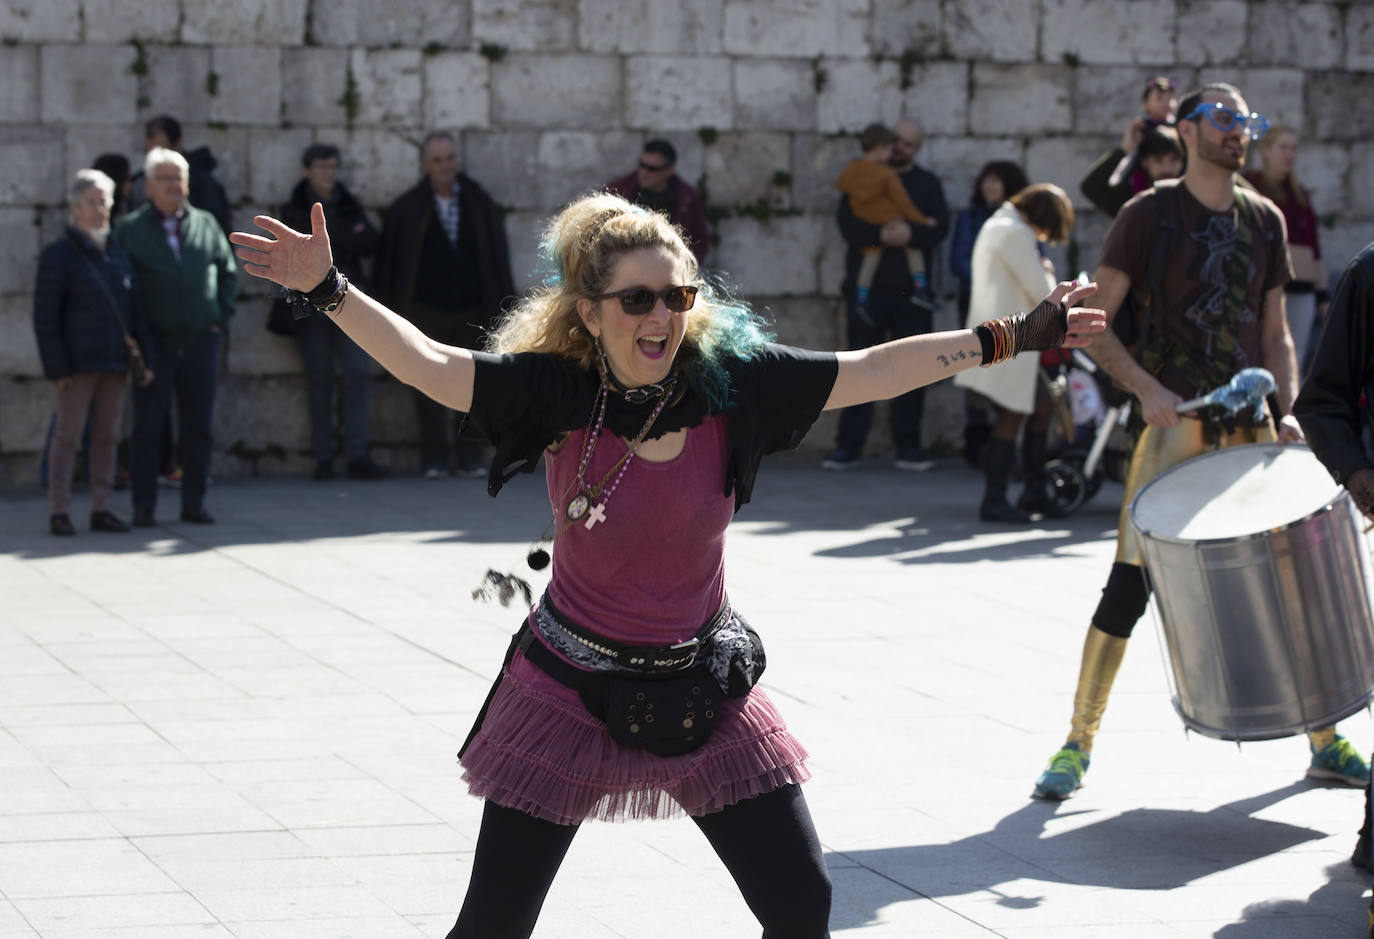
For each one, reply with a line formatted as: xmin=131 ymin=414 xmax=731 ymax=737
xmin=543 ymin=414 xmax=733 ymax=644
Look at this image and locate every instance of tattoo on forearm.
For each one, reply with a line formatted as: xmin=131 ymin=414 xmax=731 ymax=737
xmin=936 ymin=348 xmax=973 ymax=369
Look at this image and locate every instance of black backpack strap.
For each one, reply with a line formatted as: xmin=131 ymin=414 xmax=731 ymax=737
xmin=1135 ymin=180 xmax=1182 ymax=356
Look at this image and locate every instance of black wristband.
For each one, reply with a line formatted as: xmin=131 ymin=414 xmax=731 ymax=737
xmin=304 ymin=266 xmax=340 ymax=303
xmin=1316 ymin=289 xmax=1330 ymax=304
xmin=975 ymin=324 xmax=995 ymax=366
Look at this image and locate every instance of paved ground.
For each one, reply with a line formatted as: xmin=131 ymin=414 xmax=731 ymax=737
xmin=2 ymin=455 xmax=1371 ymax=938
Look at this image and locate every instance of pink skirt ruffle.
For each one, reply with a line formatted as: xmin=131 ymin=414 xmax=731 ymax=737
xmin=459 ymin=650 xmax=810 ymax=825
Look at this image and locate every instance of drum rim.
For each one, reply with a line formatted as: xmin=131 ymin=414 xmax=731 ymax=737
xmin=1129 ymin=442 xmax=1343 ymax=546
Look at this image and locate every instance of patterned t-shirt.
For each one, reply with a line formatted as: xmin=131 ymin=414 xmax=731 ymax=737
xmin=1100 ymin=180 xmax=1293 ymax=400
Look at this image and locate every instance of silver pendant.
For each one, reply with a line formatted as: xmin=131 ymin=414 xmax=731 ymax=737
xmin=566 ymin=493 xmax=590 ymax=521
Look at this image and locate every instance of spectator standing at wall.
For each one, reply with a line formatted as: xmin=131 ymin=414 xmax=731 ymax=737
xmin=276 ymin=143 xmax=387 ymax=481
xmin=605 ymin=139 xmax=711 ymax=265
xmin=953 ymin=184 xmax=1075 ymax=523
xmin=373 ymin=131 xmax=516 ymax=479
xmin=33 ymin=169 xmax=154 ymax=536
xmin=1244 ymin=124 xmax=1328 ymax=373
xmin=835 ymin=123 xmax=937 ymax=320
xmin=116 ymin=148 xmax=236 ymax=526
xmin=824 ymin=117 xmax=950 ymax=472
xmin=950 ymin=161 xmax=1030 ymax=466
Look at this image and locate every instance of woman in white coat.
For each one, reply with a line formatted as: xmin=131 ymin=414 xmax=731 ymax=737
xmin=955 ymin=184 xmax=1075 ymax=522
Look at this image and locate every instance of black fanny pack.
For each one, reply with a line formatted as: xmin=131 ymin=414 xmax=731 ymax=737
xmin=516 ymin=599 xmax=765 ymax=756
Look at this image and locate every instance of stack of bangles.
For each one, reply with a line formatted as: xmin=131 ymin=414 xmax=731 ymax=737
xmin=975 ymin=317 xmax=1018 ymax=367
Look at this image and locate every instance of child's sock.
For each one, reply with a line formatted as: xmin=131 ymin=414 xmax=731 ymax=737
xmin=856 ymin=285 xmax=871 ymax=308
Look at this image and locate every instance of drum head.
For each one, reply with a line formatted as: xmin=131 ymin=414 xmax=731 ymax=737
xmin=1130 ymin=443 xmax=1339 ymax=542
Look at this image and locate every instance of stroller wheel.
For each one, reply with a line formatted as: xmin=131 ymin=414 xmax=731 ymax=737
xmin=1055 ymin=448 xmax=1104 ymax=502
xmin=1045 ymin=459 xmax=1088 ymax=517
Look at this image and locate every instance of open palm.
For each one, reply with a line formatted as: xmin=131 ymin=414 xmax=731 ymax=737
xmin=228 ymin=202 xmax=334 ymax=292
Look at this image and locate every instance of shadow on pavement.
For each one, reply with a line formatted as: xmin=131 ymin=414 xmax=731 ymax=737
xmin=826 ymin=783 xmax=1330 ymax=931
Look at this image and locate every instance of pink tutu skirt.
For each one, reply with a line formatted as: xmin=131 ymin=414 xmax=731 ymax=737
xmin=459 ymin=650 xmax=810 ymax=825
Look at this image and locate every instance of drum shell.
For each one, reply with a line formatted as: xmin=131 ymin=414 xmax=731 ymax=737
xmin=1137 ymin=494 xmax=1374 ymax=741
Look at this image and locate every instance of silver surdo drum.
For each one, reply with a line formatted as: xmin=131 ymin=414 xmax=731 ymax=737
xmin=1130 ymin=443 xmax=1374 ymax=741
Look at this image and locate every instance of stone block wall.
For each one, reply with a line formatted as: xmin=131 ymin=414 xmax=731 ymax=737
xmin=2 ymin=0 xmax=1371 ymax=484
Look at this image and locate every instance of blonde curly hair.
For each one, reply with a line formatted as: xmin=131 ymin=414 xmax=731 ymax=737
xmin=487 ymin=193 xmax=771 ymax=405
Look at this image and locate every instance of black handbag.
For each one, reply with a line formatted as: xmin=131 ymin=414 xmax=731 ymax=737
xmin=266 ymin=296 xmax=297 ymax=335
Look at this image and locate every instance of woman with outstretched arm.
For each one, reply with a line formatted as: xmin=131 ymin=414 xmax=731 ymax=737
xmin=231 ymin=193 xmax=1103 ymax=938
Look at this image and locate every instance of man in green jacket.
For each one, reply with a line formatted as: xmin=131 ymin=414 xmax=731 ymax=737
xmin=116 ymin=147 xmax=236 ymax=526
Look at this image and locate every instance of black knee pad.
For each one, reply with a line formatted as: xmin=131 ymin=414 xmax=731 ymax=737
xmin=1093 ymin=562 xmax=1151 ymax=638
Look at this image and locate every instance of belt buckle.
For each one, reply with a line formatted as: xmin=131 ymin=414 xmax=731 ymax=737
xmin=618 ymin=638 xmax=699 ymax=672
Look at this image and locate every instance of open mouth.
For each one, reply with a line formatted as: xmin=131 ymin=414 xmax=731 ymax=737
xmin=638 ymin=336 xmax=668 ymax=358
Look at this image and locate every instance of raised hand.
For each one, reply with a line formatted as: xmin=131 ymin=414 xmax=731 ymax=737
xmin=1026 ymin=280 xmax=1106 ymax=351
xmin=228 ymin=202 xmax=334 ymax=293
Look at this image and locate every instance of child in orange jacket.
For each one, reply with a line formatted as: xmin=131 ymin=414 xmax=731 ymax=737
xmin=836 ymin=123 xmax=937 ymax=315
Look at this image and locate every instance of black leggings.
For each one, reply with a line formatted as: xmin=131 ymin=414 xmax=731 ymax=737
xmin=446 ymin=783 xmax=832 ymax=938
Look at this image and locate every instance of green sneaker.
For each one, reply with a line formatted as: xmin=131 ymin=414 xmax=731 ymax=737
xmin=1034 ymin=742 xmax=1089 ymax=800
xmin=1308 ymin=735 xmax=1371 ymax=787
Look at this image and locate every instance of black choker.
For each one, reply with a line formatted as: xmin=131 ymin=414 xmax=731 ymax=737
xmin=604 ymin=368 xmax=677 ymax=404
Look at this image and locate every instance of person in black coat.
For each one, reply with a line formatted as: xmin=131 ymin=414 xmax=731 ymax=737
xmin=277 ymin=144 xmax=386 ymax=481
xmin=33 ymin=169 xmax=154 ymax=535
xmin=373 ymin=131 xmax=516 ymax=478
xmin=1292 ymin=239 xmax=1374 ymax=884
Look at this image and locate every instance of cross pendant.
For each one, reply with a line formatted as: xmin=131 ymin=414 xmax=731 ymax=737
xmin=584 ymin=502 xmax=607 ymax=529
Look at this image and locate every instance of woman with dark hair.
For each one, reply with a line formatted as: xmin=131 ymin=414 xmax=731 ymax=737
xmin=950 ymin=161 xmax=1030 ymax=320
xmin=951 ymin=162 xmax=1031 ymax=465
xmin=230 ymin=191 xmax=1103 ymax=937
xmin=954 ymin=183 xmax=1076 ymax=523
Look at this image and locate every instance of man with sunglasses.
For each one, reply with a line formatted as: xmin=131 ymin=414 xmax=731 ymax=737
xmin=1033 ymin=82 xmax=1371 ymax=801
xmin=606 ymin=139 xmax=711 ymax=264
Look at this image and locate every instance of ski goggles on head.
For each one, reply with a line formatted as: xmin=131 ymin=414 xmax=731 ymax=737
xmin=1183 ymin=103 xmax=1270 ymax=140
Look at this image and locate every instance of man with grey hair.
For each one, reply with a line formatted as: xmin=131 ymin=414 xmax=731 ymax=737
xmin=373 ymin=131 xmax=515 ymax=478
xmin=115 ymin=147 xmax=236 ymax=526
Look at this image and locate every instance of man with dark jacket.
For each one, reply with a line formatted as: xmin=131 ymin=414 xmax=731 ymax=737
xmin=826 ymin=117 xmax=949 ymax=471
xmin=605 ymin=139 xmax=710 ymax=264
xmin=1293 ymin=239 xmax=1374 ymax=885
xmin=373 ymin=131 xmax=515 ymax=478
xmin=278 ymin=143 xmax=386 ymax=481
xmin=116 ymin=147 xmax=236 ymax=526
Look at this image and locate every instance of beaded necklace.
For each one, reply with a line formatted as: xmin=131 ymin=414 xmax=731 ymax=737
xmin=525 ymin=372 xmax=677 ymax=570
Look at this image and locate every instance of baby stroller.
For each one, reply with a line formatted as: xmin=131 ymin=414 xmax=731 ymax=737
xmin=1035 ymin=349 xmax=1133 ymax=517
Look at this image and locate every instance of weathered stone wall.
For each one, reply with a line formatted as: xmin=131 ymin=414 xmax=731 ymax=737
xmin=3 ymin=0 xmax=1371 ymax=483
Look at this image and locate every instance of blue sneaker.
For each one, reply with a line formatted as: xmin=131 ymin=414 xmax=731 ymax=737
xmin=1308 ymin=735 xmax=1370 ymax=787
xmin=1033 ymin=742 xmax=1089 ymax=800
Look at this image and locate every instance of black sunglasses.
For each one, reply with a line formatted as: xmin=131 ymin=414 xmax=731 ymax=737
xmin=592 ymin=285 xmax=699 ymax=316
xmin=638 ymin=159 xmax=671 ymax=172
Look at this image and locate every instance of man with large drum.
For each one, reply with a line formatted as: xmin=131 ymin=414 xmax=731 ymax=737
xmin=1293 ymin=240 xmax=1374 ymax=878
xmin=1032 ymin=82 xmax=1371 ymax=799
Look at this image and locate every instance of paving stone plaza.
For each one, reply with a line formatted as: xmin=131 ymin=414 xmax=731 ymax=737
xmin=2 ymin=463 xmax=1371 ymax=937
